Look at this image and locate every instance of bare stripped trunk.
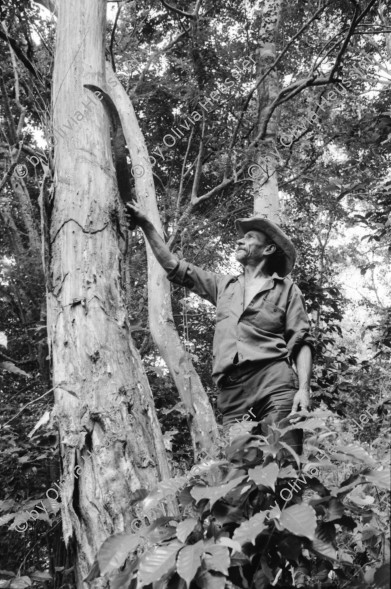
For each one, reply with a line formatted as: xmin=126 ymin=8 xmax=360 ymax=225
xmin=49 ymin=0 xmax=170 ymax=581
xmin=254 ymin=0 xmax=284 ymax=221
xmin=106 ymin=64 xmax=219 ymax=457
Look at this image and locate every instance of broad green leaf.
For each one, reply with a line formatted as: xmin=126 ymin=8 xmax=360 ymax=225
xmin=142 ymin=518 xmax=177 ymax=543
xmin=9 ymin=578 xmax=31 ymax=589
xmin=338 ymin=551 xmax=354 ymax=564
xmin=374 ymin=563 xmax=391 ymax=589
xmin=138 ymin=541 xmax=183 ymax=586
xmin=177 ymin=540 xmax=204 ymax=587
xmin=0 ymin=332 xmax=7 ymax=348
xmin=142 ymin=476 xmax=187 ymax=510
xmin=176 ymin=518 xmax=198 ymax=543
xmin=217 ymin=537 xmax=241 ymax=554
xmin=9 ymin=512 xmax=32 ymax=531
xmin=84 ymin=560 xmax=100 ymax=584
xmin=0 ymin=513 xmax=16 ymax=526
xmin=311 ymin=536 xmax=337 ymax=560
xmin=280 ymin=504 xmax=317 ymax=541
xmin=203 ymin=545 xmax=230 ymax=575
xmin=364 ymin=469 xmax=390 ymax=491
xmin=0 ymin=499 xmax=15 ymax=512
xmin=331 ymin=445 xmax=377 ymax=467
xmin=324 ymin=498 xmax=344 ymax=522
xmin=28 ymin=411 xmax=51 ymax=439
xmin=248 ymin=463 xmax=279 ymax=490
xmin=111 ymin=558 xmax=139 ymax=589
xmin=30 ymin=572 xmax=52 ymax=582
xmin=232 ymin=512 xmax=268 ymax=545
xmin=279 ymin=441 xmax=301 ymax=469
xmin=277 ymin=535 xmax=302 ymax=563
xmin=278 ymin=465 xmax=298 ymax=479
xmin=0 ymin=362 xmax=30 ymax=378
xmin=347 ymin=487 xmax=375 ymax=506
xmin=240 ymin=484 xmax=252 ymax=495
xmin=281 ymin=418 xmax=326 ymax=435
xmin=196 ymin=571 xmax=226 ymax=589
xmin=97 ymin=533 xmax=140 ymax=575
xmin=191 ymin=476 xmax=245 ymax=508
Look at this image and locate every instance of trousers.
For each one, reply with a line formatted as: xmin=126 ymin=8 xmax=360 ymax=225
xmin=217 ymin=358 xmax=303 ymax=460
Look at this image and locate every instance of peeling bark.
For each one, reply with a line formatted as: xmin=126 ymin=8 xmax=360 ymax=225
xmin=254 ymin=0 xmax=284 ymax=222
xmin=105 ymin=63 xmax=219 ymax=458
xmin=50 ymin=0 xmax=170 ymax=582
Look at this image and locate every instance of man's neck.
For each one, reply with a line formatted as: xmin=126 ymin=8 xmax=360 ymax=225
xmin=243 ymin=261 xmax=271 ymax=281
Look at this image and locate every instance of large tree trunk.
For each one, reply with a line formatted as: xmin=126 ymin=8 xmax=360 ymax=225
xmin=106 ymin=64 xmax=219 ymax=458
xmin=49 ymin=0 xmax=170 ymax=582
xmin=254 ymin=0 xmax=284 ymax=221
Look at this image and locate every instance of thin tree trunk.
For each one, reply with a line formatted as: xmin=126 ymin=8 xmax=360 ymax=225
xmin=254 ymin=0 xmax=284 ymax=221
xmin=10 ymin=174 xmax=41 ymax=254
xmin=49 ymin=0 xmax=170 ymax=582
xmin=106 ymin=63 xmax=219 ymax=458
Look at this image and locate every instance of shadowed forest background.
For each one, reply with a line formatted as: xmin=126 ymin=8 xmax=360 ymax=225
xmin=0 ymin=0 xmax=390 ymax=587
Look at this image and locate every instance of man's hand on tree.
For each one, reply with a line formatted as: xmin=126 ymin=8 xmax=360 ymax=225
xmin=126 ymin=202 xmax=149 ymax=228
xmin=289 ymin=388 xmax=311 ymax=421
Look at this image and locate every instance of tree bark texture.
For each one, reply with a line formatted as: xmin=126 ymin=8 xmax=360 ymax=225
xmin=49 ymin=0 xmax=170 ymax=582
xmin=105 ymin=63 xmax=219 ymax=458
xmin=254 ymin=0 xmax=284 ymax=222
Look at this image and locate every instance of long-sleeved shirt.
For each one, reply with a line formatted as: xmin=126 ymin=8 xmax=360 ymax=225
xmin=167 ymin=259 xmax=316 ymax=386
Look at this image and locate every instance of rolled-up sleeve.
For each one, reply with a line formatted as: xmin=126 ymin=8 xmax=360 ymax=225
xmin=284 ymin=284 xmax=316 ymax=360
xmin=166 ymin=259 xmax=221 ymax=306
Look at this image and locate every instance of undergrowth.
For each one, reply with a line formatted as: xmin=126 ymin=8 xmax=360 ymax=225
xmin=85 ymin=408 xmax=390 ymax=589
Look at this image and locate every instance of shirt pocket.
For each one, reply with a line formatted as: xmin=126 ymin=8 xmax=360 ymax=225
xmin=254 ymin=300 xmax=285 ymax=333
xmin=216 ymin=290 xmax=234 ymax=322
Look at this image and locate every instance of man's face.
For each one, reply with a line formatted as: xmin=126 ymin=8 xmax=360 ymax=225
xmin=235 ymin=230 xmax=274 ymax=266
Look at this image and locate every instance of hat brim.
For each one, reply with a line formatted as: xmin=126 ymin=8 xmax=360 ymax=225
xmin=235 ymin=217 xmax=296 ymax=276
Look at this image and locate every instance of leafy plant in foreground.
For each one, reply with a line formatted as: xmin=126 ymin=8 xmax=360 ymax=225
xmin=85 ymin=410 xmax=390 ymax=589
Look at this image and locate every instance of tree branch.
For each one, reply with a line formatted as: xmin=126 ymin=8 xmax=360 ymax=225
xmin=191 ymin=114 xmax=206 ymax=203
xmin=0 ymin=142 xmax=23 ymax=193
xmin=230 ymin=2 xmax=329 ymax=150
xmin=0 ymin=68 xmax=18 ymax=145
xmin=109 ymin=1 xmax=123 ymax=72
xmin=0 ymin=385 xmax=58 ymax=430
xmin=0 ymin=30 xmax=39 ymax=80
xmin=160 ymin=0 xmax=194 ymax=19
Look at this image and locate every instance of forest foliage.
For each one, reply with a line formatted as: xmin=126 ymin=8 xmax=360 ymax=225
xmin=0 ymin=0 xmax=390 ymax=587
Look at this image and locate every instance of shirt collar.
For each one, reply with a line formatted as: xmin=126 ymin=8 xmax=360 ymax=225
xmin=234 ymin=271 xmax=285 ymax=281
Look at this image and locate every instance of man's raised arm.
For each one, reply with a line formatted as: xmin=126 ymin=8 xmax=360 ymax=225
xmin=126 ymin=202 xmax=221 ymax=306
xmin=126 ymin=203 xmax=179 ymax=272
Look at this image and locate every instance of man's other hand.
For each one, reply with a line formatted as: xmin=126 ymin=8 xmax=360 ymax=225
xmin=126 ymin=202 xmax=149 ymax=228
xmin=289 ymin=388 xmax=311 ymax=418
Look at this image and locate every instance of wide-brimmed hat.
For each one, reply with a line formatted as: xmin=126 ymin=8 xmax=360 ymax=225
xmin=235 ymin=216 xmax=296 ymax=276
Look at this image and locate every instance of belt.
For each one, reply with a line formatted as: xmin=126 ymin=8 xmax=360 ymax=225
xmin=219 ymin=357 xmax=291 ymax=389
xmin=219 ymin=360 xmax=267 ymax=388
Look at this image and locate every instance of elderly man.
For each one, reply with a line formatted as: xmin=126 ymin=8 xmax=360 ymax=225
xmin=127 ymin=203 xmax=315 ymax=456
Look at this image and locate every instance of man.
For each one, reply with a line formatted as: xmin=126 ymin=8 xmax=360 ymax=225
xmin=126 ymin=203 xmax=315 ymax=457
